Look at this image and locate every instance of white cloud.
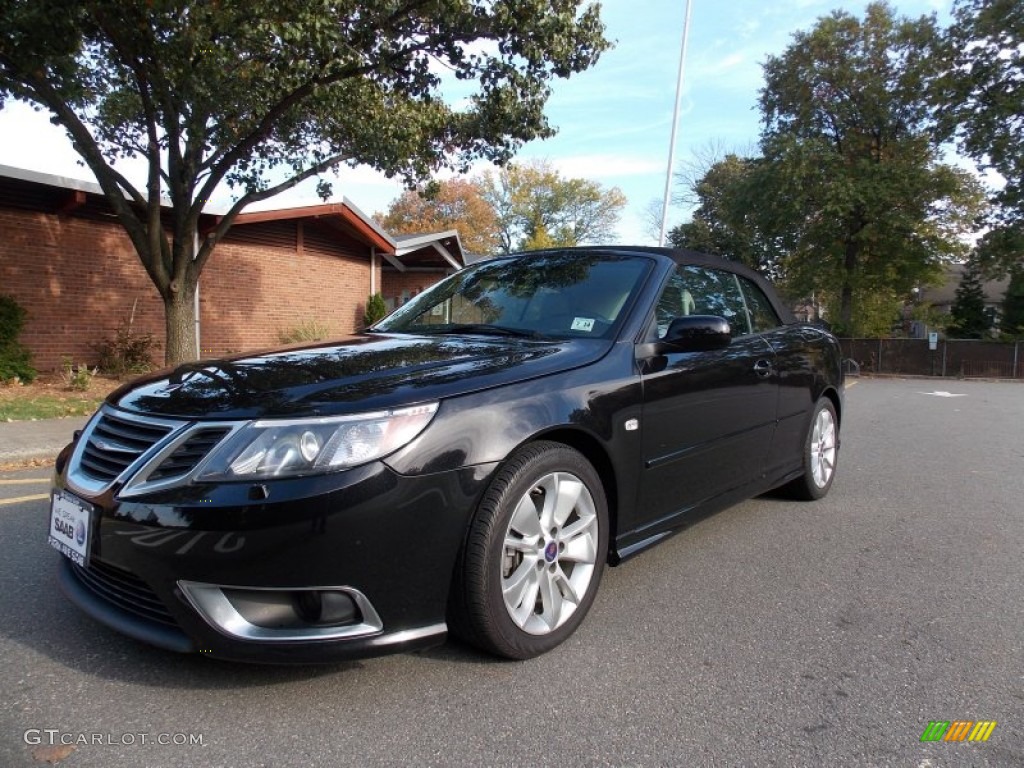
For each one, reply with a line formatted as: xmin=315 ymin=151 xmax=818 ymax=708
xmin=432 ymin=158 xmax=496 ymax=181
xmin=705 ymin=52 xmax=746 ymax=75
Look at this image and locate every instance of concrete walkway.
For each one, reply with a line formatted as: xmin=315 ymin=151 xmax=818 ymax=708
xmin=0 ymin=416 xmax=87 ymax=466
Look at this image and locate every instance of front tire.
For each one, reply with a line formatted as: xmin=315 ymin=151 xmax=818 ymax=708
xmin=785 ymin=397 xmax=838 ymax=500
xmin=449 ymin=441 xmax=609 ymax=659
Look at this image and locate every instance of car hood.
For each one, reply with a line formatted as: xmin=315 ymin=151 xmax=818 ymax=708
xmin=109 ymin=333 xmax=608 ymax=420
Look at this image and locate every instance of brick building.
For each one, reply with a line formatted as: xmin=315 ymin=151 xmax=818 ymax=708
xmin=0 ymin=165 xmax=465 ymax=371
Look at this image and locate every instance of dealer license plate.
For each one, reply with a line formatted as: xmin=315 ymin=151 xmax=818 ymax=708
xmin=49 ymin=490 xmax=93 ymax=567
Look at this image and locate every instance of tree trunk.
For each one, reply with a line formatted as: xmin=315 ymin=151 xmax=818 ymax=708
xmin=163 ymin=287 xmax=198 ymax=365
xmin=840 ymin=238 xmax=859 ymax=333
xmin=839 ymin=281 xmax=854 ymax=333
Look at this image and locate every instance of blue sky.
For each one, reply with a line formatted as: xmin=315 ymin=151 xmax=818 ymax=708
xmin=0 ymin=0 xmax=952 ymax=246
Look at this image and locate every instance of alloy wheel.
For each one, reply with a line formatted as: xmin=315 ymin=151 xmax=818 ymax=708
xmin=500 ymin=471 xmax=599 ymax=635
xmin=810 ymin=407 xmax=836 ymax=489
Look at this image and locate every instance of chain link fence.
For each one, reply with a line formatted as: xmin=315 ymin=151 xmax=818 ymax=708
xmin=839 ymin=338 xmax=1023 ymax=379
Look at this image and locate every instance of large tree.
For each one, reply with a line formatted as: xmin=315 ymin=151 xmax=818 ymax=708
xmin=935 ymin=0 xmax=1024 ymax=276
xmin=479 ymin=159 xmax=626 ymax=253
xmin=377 ymin=178 xmax=500 ymax=256
xmin=758 ymin=2 xmax=984 ymax=335
xmin=1001 ymin=266 xmax=1024 ymax=337
xmin=0 ymin=1 xmax=609 ymax=363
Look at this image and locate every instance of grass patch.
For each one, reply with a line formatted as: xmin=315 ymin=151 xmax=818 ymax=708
xmin=0 ymin=393 xmax=106 ymax=421
xmin=0 ymin=374 xmax=124 ymax=422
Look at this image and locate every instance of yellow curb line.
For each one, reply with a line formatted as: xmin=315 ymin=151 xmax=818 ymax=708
xmin=0 ymin=478 xmax=50 ymax=485
xmin=846 ymin=380 xmax=858 ymax=388
xmin=0 ymin=493 xmax=49 ymax=506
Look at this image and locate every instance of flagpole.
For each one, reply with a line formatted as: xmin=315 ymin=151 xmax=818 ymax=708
xmin=659 ymin=0 xmax=694 ymax=247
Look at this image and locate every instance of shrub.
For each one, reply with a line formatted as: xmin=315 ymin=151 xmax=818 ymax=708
xmin=0 ymin=345 xmax=36 ymax=384
xmin=0 ymin=294 xmax=37 ymax=383
xmin=94 ymin=324 xmax=159 ymax=376
xmin=0 ymin=294 xmax=26 ymax=348
xmin=279 ymin=320 xmax=331 ymax=344
xmin=364 ymin=293 xmax=387 ymax=327
xmin=60 ymin=356 xmax=98 ymax=391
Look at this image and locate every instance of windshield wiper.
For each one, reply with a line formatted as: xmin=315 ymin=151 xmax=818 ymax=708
xmin=409 ymin=323 xmax=547 ymax=339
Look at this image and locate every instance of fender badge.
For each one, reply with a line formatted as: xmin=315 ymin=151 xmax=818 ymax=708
xmin=624 ymin=418 xmax=639 ymax=432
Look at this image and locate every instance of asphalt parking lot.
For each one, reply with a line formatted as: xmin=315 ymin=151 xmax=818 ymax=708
xmin=1 ymin=377 xmax=1021 ymax=767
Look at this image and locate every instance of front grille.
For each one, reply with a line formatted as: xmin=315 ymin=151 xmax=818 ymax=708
xmin=148 ymin=428 xmax=231 ymax=481
xmin=79 ymin=411 xmax=174 ymax=482
xmin=69 ymin=558 xmax=178 ymax=627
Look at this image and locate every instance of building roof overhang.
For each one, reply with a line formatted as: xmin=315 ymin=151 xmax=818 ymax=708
xmin=228 ymin=200 xmax=395 ymax=254
xmin=391 ymin=230 xmax=465 ymax=271
xmin=0 ymin=164 xmax=466 ymax=269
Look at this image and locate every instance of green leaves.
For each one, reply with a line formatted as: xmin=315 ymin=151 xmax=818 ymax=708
xmin=937 ymin=0 xmax=1024 ymax=276
xmin=1000 ymin=266 xmax=1024 ymax=337
xmin=0 ymin=0 xmax=609 ymax=362
xmin=0 ymin=0 xmax=611 ymax=198
xmin=382 ymin=160 xmax=627 ymax=257
xmin=669 ymin=154 xmax=787 ymax=279
xmin=670 ymin=3 xmax=990 ymax=336
xmin=479 ymin=160 xmax=626 ymax=253
xmin=753 ymin=2 xmax=983 ymax=334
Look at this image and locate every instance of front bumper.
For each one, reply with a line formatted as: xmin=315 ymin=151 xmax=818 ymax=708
xmin=53 ymin=449 xmax=496 ymax=663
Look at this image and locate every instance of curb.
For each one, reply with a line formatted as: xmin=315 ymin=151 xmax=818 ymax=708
xmin=0 ymin=448 xmax=63 ymax=472
xmin=0 ymin=456 xmax=58 ymax=472
xmin=852 ymin=373 xmax=1024 ymax=384
xmin=0 ymin=416 xmax=85 ymax=472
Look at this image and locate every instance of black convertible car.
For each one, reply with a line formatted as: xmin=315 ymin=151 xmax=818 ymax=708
xmin=49 ymin=247 xmax=843 ymax=662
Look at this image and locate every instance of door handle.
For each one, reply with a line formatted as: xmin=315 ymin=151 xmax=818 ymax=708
xmin=753 ymin=359 xmax=773 ymax=378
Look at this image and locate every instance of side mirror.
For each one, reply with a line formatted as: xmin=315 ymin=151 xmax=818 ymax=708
xmin=637 ymin=315 xmax=732 ymax=359
xmin=664 ymin=315 xmax=732 ymax=351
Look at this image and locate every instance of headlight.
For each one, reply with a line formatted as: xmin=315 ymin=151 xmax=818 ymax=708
xmin=195 ymin=403 xmax=438 ymax=481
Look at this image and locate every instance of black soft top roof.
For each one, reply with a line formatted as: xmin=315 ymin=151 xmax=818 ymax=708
xmin=508 ymin=245 xmax=797 ymax=326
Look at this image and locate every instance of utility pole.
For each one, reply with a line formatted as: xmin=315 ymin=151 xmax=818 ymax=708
xmin=658 ymin=0 xmax=694 ymax=247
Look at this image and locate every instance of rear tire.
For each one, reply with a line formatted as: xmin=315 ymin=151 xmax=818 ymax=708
xmin=449 ymin=441 xmax=608 ymax=659
xmin=784 ymin=397 xmax=838 ymax=501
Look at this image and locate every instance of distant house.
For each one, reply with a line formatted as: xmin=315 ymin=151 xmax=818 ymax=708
xmin=0 ymin=165 xmax=464 ymax=370
xmin=909 ymin=263 xmax=1009 ymax=338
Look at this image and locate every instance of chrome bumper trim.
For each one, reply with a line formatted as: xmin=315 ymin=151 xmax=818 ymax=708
xmin=178 ymin=581 xmax=385 ymax=642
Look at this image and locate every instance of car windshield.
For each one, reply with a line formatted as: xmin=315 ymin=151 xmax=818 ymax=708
xmin=374 ymin=251 xmax=653 ymax=340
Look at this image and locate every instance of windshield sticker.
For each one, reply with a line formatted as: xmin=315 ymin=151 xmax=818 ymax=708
xmin=571 ymin=317 xmax=595 ymax=332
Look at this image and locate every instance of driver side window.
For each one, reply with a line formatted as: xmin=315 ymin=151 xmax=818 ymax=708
xmin=653 ymin=265 xmax=750 ymax=339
